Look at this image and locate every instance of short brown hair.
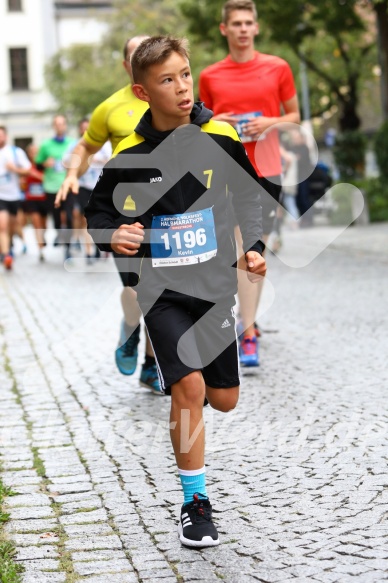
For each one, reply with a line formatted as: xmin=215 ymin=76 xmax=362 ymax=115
xmin=131 ymin=36 xmax=190 ymax=84
xmin=221 ymin=0 xmax=257 ymax=24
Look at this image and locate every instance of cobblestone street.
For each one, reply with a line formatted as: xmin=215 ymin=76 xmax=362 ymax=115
xmin=1 ymin=224 xmax=387 ymax=583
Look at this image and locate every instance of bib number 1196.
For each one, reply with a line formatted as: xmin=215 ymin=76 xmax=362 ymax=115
xmin=151 ymin=207 xmax=217 ymax=267
xmin=160 ymin=228 xmax=206 ymax=250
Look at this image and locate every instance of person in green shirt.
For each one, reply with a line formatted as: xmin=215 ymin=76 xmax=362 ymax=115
xmin=35 ymin=115 xmax=74 ymax=258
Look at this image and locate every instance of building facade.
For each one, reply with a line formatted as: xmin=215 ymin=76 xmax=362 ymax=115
xmin=0 ymin=0 xmax=113 ymax=146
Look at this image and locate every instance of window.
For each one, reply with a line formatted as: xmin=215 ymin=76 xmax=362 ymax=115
xmin=8 ymin=0 xmax=22 ymax=11
xmin=9 ymin=48 xmax=29 ymax=90
xmin=15 ymin=137 xmax=32 ymax=152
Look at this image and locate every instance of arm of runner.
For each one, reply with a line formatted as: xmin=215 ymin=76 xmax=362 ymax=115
xmin=55 ymin=139 xmax=100 ymax=207
xmin=111 ymin=223 xmax=145 ymax=255
xmin=6 ymin=162 xmax=31 ymax=176
xmin=245 ymin=250 xmax=267 ymax=283
xmin=242 ymin=95 xmax=301 ymax=138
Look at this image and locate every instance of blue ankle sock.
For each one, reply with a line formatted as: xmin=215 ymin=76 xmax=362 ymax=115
xmin=178 ymin=467 xmax=207 ymax=505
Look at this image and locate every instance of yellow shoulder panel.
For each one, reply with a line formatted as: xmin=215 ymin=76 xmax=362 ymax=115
xmin=201 ymin=120 xmax=240 ymax=142
xmin=112 ymin=133 xmax=145 ymax=157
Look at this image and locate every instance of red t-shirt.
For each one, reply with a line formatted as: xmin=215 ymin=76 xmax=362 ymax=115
xmin=199 ymin=52 xmax=296 ymax=177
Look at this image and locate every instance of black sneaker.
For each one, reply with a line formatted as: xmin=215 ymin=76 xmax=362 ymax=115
xmin=178 ymin=493 xmax=219 ymax=548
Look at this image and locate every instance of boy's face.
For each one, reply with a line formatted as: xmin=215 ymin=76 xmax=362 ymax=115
xmin=220 ymin=9 xmax=259 ymax=50
xmin=132 ymin=52 xmax=194 ymax=130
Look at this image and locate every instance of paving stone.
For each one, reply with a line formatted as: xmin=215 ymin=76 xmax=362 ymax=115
xmin=63 ymin=523 xmax=114 ymax=537
xmin=5 ymin=493 xmax=52 ymax=507
xmin=22 ymin=573 xmax=66 ymax=583
xmin=9 ymin=506 xmax=55 ymax=520
xmin=16 ymin=545 xmax=59 ymax=561
xmin=18 ymin=558 xmax=60 ymax=571
xmin=4 ymin=518 xmax=58 ymax=533
xmin=74 ymin=559 xmax=133 ymax=576
xmin=72 ymin=550 xmax=128 ymax=562
xmin=138 ymin=568 xmax=177 ymax=579
xmin=50 ymin=474 xmax=89 ymax=484
xmin=13 ymin=533 xmax=59 ymax=546
xmin=60 ymin=498 xmax=102 ymax=514
xmin=65 ymin=535 xmax=122 ymax=551
xmin=59 ymin=509 xmax=108 ymax=525
xmin=77 ymin=574 xmax=138 ymax=583
xmin=47 ymin=482 xmax=92 ymax=495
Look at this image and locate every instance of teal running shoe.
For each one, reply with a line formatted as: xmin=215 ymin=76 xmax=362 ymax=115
xmin=140 ymin=363 xmax=164 ymax=395
xmin=115 ymin=321 xmax=140 ymax=375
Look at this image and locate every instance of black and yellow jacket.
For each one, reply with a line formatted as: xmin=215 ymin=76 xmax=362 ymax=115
xmin=85 ymin=102 xmax=264 ymax=304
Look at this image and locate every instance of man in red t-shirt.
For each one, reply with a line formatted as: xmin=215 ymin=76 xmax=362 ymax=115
xmin=199 ymin=0 xmax=300 ymax=367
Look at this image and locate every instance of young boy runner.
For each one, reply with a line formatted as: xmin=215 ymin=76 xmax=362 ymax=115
xmin=85 ymin=36 xmax=266 ymax=547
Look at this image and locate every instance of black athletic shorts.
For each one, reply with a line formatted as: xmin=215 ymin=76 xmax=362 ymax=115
xmin=140 ymin=291 xmax=239 ymax=395
xmin=24 ymin=199 xmax=49 ymax=217
xmin=0 ymin=199 xmax=20 ymax=216
xmin=76 ymin=187 xmax=92 ymax=214
xmin=258 ymin=175 xmax=282 ymax=235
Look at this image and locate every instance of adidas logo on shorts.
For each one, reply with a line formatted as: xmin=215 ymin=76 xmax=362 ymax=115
xmin=221 ymin=319 xmax=231 ymax=329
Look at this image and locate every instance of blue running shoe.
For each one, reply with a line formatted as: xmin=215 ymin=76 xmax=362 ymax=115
xmin=115 ymin=321 xmax=140 ymax=375
xmin=239 ymin=335 xmax=260 ymax=367
xmin=140 ymin=363 xmax=164 ymax=395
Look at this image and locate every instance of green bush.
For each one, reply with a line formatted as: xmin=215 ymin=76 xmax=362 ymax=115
xmin=362 ymin=178 xmax=388 ymax=222
xmin=329 ymin=184 xmax=353 ymax=225
xmin=374 ymin=121 xmax=388 ymax=181
xmin=330 ymin=177 xmax=388 ymax=224
xmin=333 ymin=130 xmax=367 ymax=180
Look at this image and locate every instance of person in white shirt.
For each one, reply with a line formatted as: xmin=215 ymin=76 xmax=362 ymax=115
xmin=0 ymin=126 xmax=31 ymax=269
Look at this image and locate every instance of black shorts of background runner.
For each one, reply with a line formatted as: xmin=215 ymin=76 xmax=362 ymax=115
xmin=140 ymin=290 xmax=239 ymax=395
xmin=0 ymin=199 xmax=20 ymax=216
xmin=257 ymin=175 xmax=282 ymax=235
xmin=76 ymin=187 xmax=92 ymax=215
xmin=231 ymin=174 xmax=281 ymax=237
xmin=24 ymin=199 xmax=49 ymax=217
xmin=46 ymin=192 xmax=74 ymax=243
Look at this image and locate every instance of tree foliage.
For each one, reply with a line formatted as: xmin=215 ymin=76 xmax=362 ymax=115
xmin=45 ymin=44 xmax=123 ymax=121
xmin=366 ymin=0 xmax=388 ymax=119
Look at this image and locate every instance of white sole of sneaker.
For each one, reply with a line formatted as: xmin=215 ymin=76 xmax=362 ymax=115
xmin=177 ymin=522 xmax=220 ymax=547
xmin=139 ymin=381 xmax=165 ymax=395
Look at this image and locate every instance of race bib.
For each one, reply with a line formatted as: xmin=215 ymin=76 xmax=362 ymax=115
xmin=150 ymin=208 xmax=217 ymax=267
xmin=28 ymin=183 xmax=44 ymax=198
xmin=54 ymin=159 xmax=64 ymax=172
xmin=233 ymin=112 xmax=265 ymax=143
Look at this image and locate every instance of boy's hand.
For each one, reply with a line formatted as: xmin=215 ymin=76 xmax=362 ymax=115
xmin=111 ymin=223 xmax=144 ymax=255
xmin=245 ymin=251 xmax=266 ymax=282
